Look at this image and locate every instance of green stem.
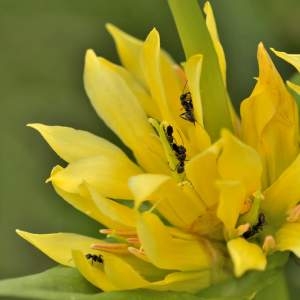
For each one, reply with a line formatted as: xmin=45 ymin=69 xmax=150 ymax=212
xmin=167 ymin=0 xmax=233 ymax=141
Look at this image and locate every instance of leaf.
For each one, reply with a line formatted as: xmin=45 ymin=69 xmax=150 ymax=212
xmin=0 ymin=260 xmax=287 ymax=300
xmin=0 ymin=266 xmax=98 ymax=300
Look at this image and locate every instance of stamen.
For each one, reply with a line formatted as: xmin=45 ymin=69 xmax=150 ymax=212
xmin=99 ymin=228 xmax=137 ymax=237
xmin=262 ymin=235 xmax=276 ymax=254
xmin=126 ymin=237 xmax=140 ymax=245
xmin=286 ymin=204 xmax=300 ymax=222
xmin=237 ymin=223 xmax=251 ymax=236
xmin=128 ymin=246 xmax=150 ymax=262
xmin=91 ymin=242 xmax=128 ymax=254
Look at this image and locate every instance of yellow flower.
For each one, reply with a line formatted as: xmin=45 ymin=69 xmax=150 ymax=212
xmin=17 ymin=1 xmax=300 ymax=294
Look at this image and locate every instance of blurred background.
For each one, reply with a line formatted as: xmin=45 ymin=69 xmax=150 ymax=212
xmin=1 ymin=0 xmax=300 ymax=298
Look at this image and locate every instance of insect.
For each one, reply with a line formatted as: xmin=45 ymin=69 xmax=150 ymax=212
xmin=243 ymin=213 xmax=266 ymax=239
xmin=164 ymin=125 xmax=187 ymax=174
xmin=85 ymin=253 xmax=104 ymax=265
xmin=179 ymin=86 xmax=196 ymax=124
xmin=165 ymin=125 xmax=174 ymax=144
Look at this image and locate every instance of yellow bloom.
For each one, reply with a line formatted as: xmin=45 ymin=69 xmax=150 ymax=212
xmin=17 ymin=2 xmax=300 ymax=294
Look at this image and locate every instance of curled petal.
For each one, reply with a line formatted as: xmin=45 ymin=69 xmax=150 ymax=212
xmin=72 ymin=250 xmax=117 ymax=291
xmin=51 ymin=167 xmax=129 ymax=229
xmin=49 ymin=155 xmax=141 ymax=199
xmin=227 ymin=238 xmax=267 ymax=277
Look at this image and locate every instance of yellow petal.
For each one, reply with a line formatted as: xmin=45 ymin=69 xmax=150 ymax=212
xmin=137 ymin=212 xmax=211 ymax=271
xmin=103 ymin=253 xmax=149 ymax=290
xmin=142 ymin=28 xmax=173 ymax=122
xmin=263 ymin=153 xmax=300 ymax=223
xmin=271 ymin=48 xmax=300 ymax=72
xmin=217 ymin=181 xmax=246 ymax=236
xmin=27 ymin=123 xmax=126 ymax=163
xmin=84 ymin=49 xmax=167 ymax=173
xmin=129 ymin=174 xmax=206 ymax=229
xmin=275 ymin=222 xmax=300 ymax=257
xmin=149 ymin=270 xmax=211 ymax=293
xmin=72 ymin=250 xmax=118 ymax=291
xmin=51 ymin=166 xmax=128 ymax=229
xmin=241 ymin=43 xmax=299 ymax=185
xmin=218 ymin=130 xmax=262 ymax=193
xmin=185 ymin=142 xmax=220 ymax=208
xmin=227 ymin=238 xmax=267 ymax=277
xmin=16 ymin=230 xmax=101 ymax=267
xmin=87 ymin=185 xmax=136 ymax=228
xmin=184 ymin=54 xmax=204 ymax=126
xmin=106 ymin=23 xmax=146 ymax=86
xmin=96 ymin=58 xmax=160 ymax=119
xmin=287 ymin=81 xmax=300 ymax=95
xmin=49 ymin=155 xmax=141 ymax=199
xmin=203 ymin=1 xmax=226 ymax=85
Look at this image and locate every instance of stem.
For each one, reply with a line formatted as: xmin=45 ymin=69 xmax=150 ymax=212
xmin=167 ymin=0 xmax=233 ymax=141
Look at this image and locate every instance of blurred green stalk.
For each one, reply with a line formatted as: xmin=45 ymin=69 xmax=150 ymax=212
xmin=168 ymin=0 xmax=233 ymax=141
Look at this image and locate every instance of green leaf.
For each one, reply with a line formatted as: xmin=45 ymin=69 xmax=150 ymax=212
xmin=197 ymin=253 xmax=289 ymax=299
xmin=0 ymin=266 xmax=98 ymax=300
xmin=0 ymin=258 xmax=288 ymax=300
xmin=167 ymin=0 xmax=233 ymax=141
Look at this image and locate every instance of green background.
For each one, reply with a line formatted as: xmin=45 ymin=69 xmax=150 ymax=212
xmin=1 ymin=0 xmax=299 ymax=298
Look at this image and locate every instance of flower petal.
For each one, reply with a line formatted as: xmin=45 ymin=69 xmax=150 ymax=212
xmin=217 ymin=181 xmax=246 ymax=237
xmin=103 ymin=253 xmax=149 ymax=290
xmin=49 ymin=155 xmax=141 ymax=199
xmin=27 ymin=123 xmax=126 ymax=163
xmin=84 ymin=49 xmax=167 ymax=174
xmin=184 ymin=54 xmax=204 ymax=126
xmin=51 ymin=166 xmax=129 ymax=229
xmin=96 ymin=58 xmax=160 ymax=119
xmin=106 ymin=23 xmax=146 ymax=86
xmin=185 ymin=142 xmax=220 ymax=207
xmin=271 ymin=48 xmax=300 ymax=72
xmin=218 ymin=130 xmax=262 ymax=193
xmin=149 ymin=270 xmax=211 ymax=293
xmin=16 ymin=230 xmax=101 ymax=267
xmin=227 ymin=238 xmax=267 ymax=277
xmin=87 ymin=185 xmax=136 ymax=228
xmin=129 ymin=174 xmax=206 ymax=229
xmin=137 ymin=212 xmax=211 ymax=271
xmin=72 ymin=250 xmax=118 ymax=291
xmin=142 ymin=28 xmax=173 ymax=122
xmin=241 ymin=43 xmax=299 ymax=185
xmin=275 ymin=222 xmax=300 ymax=257
xmin=262 ymin=153 xmax=300 ymax=223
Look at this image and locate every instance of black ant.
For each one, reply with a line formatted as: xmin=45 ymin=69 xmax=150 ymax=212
xmin=179 ymin=83 xmax=196 ymax=124
xmin=85 ymin=253 xmax=104 ymax=265
xmin=243 ymin=213 xmax=266 ymax=239
xmin=164 ymin=125 xmax=187 ymax=174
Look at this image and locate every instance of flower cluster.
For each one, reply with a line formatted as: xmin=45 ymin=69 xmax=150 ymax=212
xmin=17 ymin=2 xmax=300 ymax=293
